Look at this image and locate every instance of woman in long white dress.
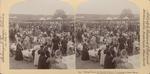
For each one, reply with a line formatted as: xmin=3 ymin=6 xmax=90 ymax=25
xmin=99 ymin=44 xmax=106 ymax=66
xmin=33 ymin=45 xmax=40 ymax=66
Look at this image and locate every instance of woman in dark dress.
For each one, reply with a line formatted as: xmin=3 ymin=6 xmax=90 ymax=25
xmin=118 ymin=35 xmax=126 ymax=53
xmin=45 ymin=46 xmax=51 ymax=69
xmin=81 ymin=41 xmax=89 ymax=61
xmin=52 ymin=35 xmax=60 ymax=56
xmin=127 ymin=36 xmax=133 ymax=56
xmin=15 ymin=41 xmax=23 ymax=61
xmin=38 ymin=44 xmax=51 ymax=69
xmin=61 ymin=37 xmax=68 ymax=56
xmin=104 ymin=45 xmax=116 ymax=69
xmin=77 ymin=29 xmax=83 ymax=43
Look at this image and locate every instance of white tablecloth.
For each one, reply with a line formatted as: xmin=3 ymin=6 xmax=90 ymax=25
xmin=128 ymin=54 xmax=140 ymax=68
xmin=62 ymin=54 xmax=75 ymax=69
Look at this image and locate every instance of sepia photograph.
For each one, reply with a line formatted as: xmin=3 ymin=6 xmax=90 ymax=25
xmin=9 ymin=0 xmax=75 ymax=69
xmin=9 ymin=0 xmax=140 ymax=69
xmin=75 ymin=0 xmax=140 ymax=69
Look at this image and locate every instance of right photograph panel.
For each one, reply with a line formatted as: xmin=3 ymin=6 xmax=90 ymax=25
xmin=75 ymin=0 xmax=140 ymax=69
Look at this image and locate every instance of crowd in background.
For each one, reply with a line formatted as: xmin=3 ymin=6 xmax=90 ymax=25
xmin=9 ymin=23 xmax=75 ymax=69
xmin=76 ymin=22 xmax=140 ymax=69
xmin=9 ymin=21 xmax=140 ymax=69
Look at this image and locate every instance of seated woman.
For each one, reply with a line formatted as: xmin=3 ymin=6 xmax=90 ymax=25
xmin=76 ymin=43 xmax=83 ymax=57
xmin=52 ymin=50 xmax=67 ymax=69
xmin=114 ymin=49 xmax=133 ymax=69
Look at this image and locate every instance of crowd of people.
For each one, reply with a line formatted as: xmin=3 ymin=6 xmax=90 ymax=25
xmin=76 ymin=23 xmax=140 ymax=69
xmin=9 ymin=20 xmax=140 ymax=69
xmin=9 ymin=23 xmax=75 ymax=69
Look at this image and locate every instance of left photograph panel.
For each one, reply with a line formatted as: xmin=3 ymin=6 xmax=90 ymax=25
xmin=9 ymin=0 xmax=75 ymax=69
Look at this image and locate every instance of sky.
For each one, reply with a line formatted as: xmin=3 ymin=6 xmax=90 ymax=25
xmin=10 ymin=0 xmax=139 ymax=15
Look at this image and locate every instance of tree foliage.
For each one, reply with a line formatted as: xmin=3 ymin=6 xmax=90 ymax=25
xmin=120 ymin=9 xmax=134 ymax=19
xmin=53 ymin=9 xmax=67 ymax=19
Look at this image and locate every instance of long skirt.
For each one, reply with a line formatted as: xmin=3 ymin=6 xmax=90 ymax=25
xmin=38 ymin=56 xmax=49 ymax=69
xmin=61 ymin=47 xmax=67 ymax=56
xmin=100 ymin=50 xmax=106 ymax=66
xmin=126 ymin=46 xmax=133 ymax=56
xmin=34 ymin=50 xmax=40 ymax=66
xmin=15 ymin=50 xmax=23 ymax=61
xmin=81 ymin=51 xmax=89 ymax=61
xmin=104 ymin=55 xmax=115 ymax=69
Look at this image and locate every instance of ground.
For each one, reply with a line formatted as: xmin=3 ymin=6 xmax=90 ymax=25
xmin=10 ymin=56 xmax=36 ymax=69
xmin=10 ymin=56 xmax=103 ymax=69
xmin=76 ymin=56 xmax=103 ymax=69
